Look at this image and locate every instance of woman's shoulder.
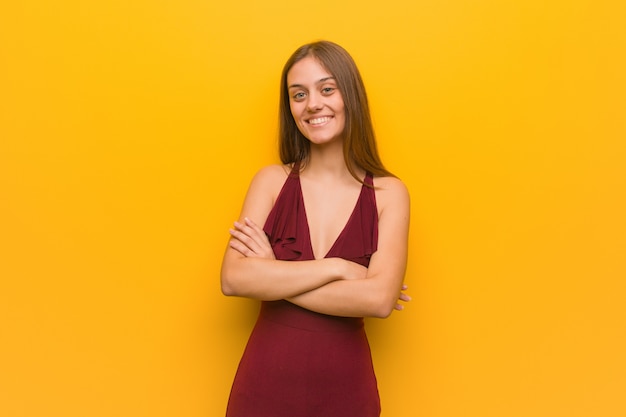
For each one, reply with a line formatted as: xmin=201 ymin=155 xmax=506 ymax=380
xmin=373 ymin=175 xmax=410 ymax=210
xmin=373 ymin=175 xmax=409 ymax=195
xmin=252 ymin=164 xmax=291 ymax=183
xmin=249 ymin=164 xmax=292 ymax=195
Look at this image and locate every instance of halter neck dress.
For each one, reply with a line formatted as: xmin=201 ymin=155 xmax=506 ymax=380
xmin=226 ymin=162 xmax=380 ymax=417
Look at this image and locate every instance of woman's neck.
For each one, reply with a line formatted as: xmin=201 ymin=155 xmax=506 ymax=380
xmin=304 ymin=142 xmax=364 ymax=183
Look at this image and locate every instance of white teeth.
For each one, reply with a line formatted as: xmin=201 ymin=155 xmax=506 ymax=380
xmin=309 ymin=117 xmax=331 ymax=125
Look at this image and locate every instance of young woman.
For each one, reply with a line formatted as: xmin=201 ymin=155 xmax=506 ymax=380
xmin=221 ymin=40 xmax=410 ymax=417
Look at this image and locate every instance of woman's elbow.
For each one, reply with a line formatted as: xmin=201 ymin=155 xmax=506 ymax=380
xmin=220 ymin=265 xmax=239 ymax=296
xmin=221 ymin=281 xmax=235 ymax=296
xmin=220 ymin=276 xmax=235 ymax=296
xmin=369 ymin=296 xmax=396 ymax=318
xmin=373 ymin=304 xmax=394 ymax=319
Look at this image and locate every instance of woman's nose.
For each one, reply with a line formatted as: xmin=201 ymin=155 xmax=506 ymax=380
xmin=306 ymin=93 xmax=322 ymax=112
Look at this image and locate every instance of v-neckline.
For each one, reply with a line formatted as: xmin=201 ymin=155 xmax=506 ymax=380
xmin=297 ymin=175 xmax=366 ymax=260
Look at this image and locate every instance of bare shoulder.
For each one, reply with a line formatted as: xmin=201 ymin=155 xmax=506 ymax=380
xmin=248 ymin=164 xmax=291 ymax=200
xmin=237 ymin=164 xmax=291 ymax=224
xmin=373 ymin=176 xmax=410 ymax=216
xmin=374 ymin=176 xmax=409 ymax=202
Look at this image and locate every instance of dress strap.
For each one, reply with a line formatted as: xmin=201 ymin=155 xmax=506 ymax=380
xmin=289 ymin=161 xmax=301 ymax=178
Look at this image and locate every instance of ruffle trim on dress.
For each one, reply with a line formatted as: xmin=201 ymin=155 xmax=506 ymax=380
xmin=328 ymin=179 xmax=378 ymax=267
xmin=263 ymin=162 xmax=379 ymax=266
xmin=263 ymin=165 xmax=309 ymax=261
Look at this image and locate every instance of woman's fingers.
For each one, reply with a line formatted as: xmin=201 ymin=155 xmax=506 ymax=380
xmin=394 ymin=284 xmax=411 ymax=311
xmin=230 ymin=218 xmax=275 ymax=259
xmin=244 ymin=217 xmax=263 ymax=233
xmin=229 ymin=227 xmax=261 ymax=252
xmin=229 ymin=236 xmax=254 ymax=256
xmin=243 ymin=218 xmax=275 ymax=257
xmin=243 ymin=218 xmax=272 ymax=246
xmin=234 ymin=219 xmax=265 ymax=244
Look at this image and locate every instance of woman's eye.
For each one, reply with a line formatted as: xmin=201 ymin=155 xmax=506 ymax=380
xmin=322 ymin=87 xmax=335 ymax=95
xmin=292 ymin=92 xmax=306 ymax=100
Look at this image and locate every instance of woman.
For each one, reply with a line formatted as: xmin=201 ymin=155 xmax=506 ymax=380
xmin=221 ymin=40 xmax=410 ymax=417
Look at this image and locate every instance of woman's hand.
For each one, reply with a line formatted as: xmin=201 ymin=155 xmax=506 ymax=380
xmin=394 ymin=284 xmax=411 ymax=311
xmin=229 ymin=217 xmax=275 ymax=260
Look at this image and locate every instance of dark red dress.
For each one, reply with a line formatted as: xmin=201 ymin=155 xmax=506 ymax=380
xmin=226 ymin=163 xmax=380 ymax=417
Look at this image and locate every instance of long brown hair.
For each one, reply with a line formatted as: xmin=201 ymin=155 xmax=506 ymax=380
xmin=278 ymin=41 xmax=395 ymax=182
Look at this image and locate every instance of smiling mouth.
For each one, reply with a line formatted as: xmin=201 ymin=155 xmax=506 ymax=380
xmin=307 ymin=116 xmax=333 ymax=126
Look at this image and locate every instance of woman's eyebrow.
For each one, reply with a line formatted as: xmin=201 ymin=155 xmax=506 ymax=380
xmin=288 ymin=77 xmax=336 ymax=89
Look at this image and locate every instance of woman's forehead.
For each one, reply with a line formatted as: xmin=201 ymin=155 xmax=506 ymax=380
xmin=287 ymin=56 xmax=334 ymax=86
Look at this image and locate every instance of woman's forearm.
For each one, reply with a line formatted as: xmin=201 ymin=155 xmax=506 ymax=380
xmin=220 ymin=255 xmax=347 ymax=301
xmin=287 ymin=275 xmax=402 ymax=318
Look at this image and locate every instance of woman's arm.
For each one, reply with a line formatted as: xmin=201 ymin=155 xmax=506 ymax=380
xmin=227 ymin=176 xmax=411 ymax=317
xmin=220 ymin=166 xmax=364 ymax=301
xmin=286 ymin=177 xmax=410 ymax=318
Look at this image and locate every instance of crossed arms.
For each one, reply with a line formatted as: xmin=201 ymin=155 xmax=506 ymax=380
xmin=220 ymin=165 xmax=410 ymax=318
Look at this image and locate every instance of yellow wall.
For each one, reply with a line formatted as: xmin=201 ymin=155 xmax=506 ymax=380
xmin=1 ymin=1 xmax=625 ymax=416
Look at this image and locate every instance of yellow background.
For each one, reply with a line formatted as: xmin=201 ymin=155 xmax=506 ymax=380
xmin=1 ymin=1 xmax=625 ymax=416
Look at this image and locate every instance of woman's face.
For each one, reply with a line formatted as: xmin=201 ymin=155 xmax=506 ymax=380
xmin=286 ymin=56 xmax=346 ymax=146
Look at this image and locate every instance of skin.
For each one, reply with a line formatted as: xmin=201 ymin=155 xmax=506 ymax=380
xmin=220 ymin=56 xmax=410 ymax=318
